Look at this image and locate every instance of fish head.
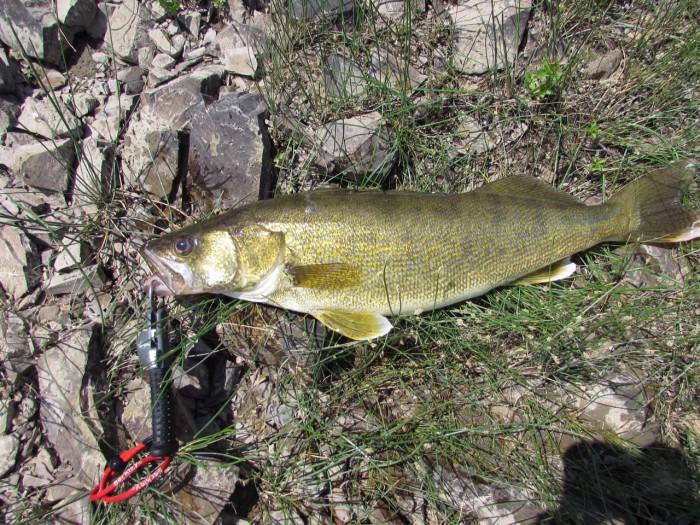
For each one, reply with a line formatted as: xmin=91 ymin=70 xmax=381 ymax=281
xmin=142 ymin=225 xmax=241 ymax=296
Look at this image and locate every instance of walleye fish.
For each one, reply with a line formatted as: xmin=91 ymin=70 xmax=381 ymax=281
xmin=142 ymin=161 xmax=699 ymax=340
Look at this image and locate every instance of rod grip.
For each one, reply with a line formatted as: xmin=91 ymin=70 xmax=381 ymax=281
xmin=148 ymin=366 xmax=178 ymax=458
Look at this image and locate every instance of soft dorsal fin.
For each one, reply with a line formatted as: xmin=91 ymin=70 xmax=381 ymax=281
xmin=475 ymin=175 xmax=585 ymax=206
xmin=313 ymin=310 xmax=392 ymax=340
xmin=286 ymin=263 xmax=362 ymax=290
xmin=514 ymin=258 xmax=577 ymax=285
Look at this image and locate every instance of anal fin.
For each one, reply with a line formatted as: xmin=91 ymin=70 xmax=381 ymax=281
xmin=313 ymin=310 xmax=392 ymax=340
xmin=514 ymin=258 xmax=577 ymax=285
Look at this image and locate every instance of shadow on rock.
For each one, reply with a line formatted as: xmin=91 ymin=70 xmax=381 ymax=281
xmin=539 ymin=440 xmax=700 ymax=525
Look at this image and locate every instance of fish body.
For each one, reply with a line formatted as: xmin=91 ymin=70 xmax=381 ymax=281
xmin=143 ymin=162 xmax=699 ymax=340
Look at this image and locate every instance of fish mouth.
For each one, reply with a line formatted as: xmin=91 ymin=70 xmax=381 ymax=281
xmin=141 ymin=246 xmax=192 ymax=295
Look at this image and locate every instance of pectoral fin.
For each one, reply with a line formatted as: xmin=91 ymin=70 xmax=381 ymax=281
xmin=313 ymin=310 xmax=393 ymax=340
xmin=515 ymin=258 xmax=577 ymax=285
xmin=287 ymin=263 xmax=362 ymax=290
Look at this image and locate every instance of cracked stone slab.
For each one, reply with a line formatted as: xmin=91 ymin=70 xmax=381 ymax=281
xmin=0 ymin=0 xmax=71 ymax=65
xmin=449 ymin=0 xmax=532 ymax=74
xmin=36 ymin=324 xmax=104 ymax=488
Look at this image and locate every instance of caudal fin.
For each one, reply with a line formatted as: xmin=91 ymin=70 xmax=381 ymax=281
xmin=609 ymin=160 xmax=700 ymax=243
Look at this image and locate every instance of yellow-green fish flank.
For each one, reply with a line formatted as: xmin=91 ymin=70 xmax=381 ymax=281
xmin=143 ymin=161 xmax=700 ymax=340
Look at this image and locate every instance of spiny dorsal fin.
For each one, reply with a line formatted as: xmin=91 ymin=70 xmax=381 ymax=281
xmin=313 ymin=310 xmax=392 ymax=340
xmin=286 ymin=263 xmax=362 ymax=290
xmin=514 ymin=258 xmax=577 ymax=285
xmin=476 ymin=175 xmax=585 ymax=206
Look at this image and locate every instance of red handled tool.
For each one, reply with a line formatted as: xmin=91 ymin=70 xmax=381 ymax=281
xmin=91 ymin=285 xmax=179 ymax=503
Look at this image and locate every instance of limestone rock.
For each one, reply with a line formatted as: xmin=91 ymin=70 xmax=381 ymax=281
xmin=106 ymin=0 xmax=152 ymax=63
xmin=45 ymin=264 xmax=106 ymax=296
xmin=124 ymin=129 xmax=180 ymax=198
xmin=289 ymin=0 xmax=354 ymax=19
xmin=324 ymin=52 xmax=369 ymax=101
xmin=429 ymin=459 xmax=543 ymax=523
xmin=121 ymin=377 xmax=152 ymax=443
xmin=313 ymin=111 xmax=397 ymax=183
xmin=0 ymin=50 xmax=16 ymax=94
xmin=148 ymin=27 xmax=183 ymax=57
xmin=74 ymin=136 xmax=115 ymax=207
xmin=140 ymin=65 xmax=225 ymax=129
xmin=0 ymin=225 xmax=40 ymax=300
xmin=0 ymin=137 xmax=76 ymax=194
xmin=86 ymin=2 xmax=108 ymax=39
xmin=57 ymin=0 xmax=97 ymax=28
xmin=449 ymin=0 xmax=532 ymax=74
xmin=168 ymin=459 xmax=241 ymax=522
xmin=121 ymin=66 xmax=225 ymax=199
xmin=36 ymin=325 xmax=104 ymax=487
xmin=188 ymin=92 xmax=273 ymax=208
xmin=178 ymin=11 xmax=202 ymax=38
xmin=116 ymin=65 xmax=145 ymax=95
xmin=0 ymin=96 xmax=20 ymax=138
xmin=576 ymin=374 xmax=658 ymax=444
xmin=0 ymin=434 xmax=20 ymax=478
xmin=0 ymin=312 xmax=34 ymax=379
xmin=582 ymin=48 xmax=623 ymax=80
xmin=0 ymin=0 xmax=69 ymax=65
xmin=53 ymin=238 xmax=90 ymax=272
xmin=214 ymin=22 xmax=263 ymax=77
xmin=17 ymin=96 xmax=82 ymax=140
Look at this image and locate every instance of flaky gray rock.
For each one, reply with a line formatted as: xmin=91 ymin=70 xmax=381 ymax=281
xmin=106 ymin=0 xmax=152 ymax=63
xmin=313 ymin=111 xmax=397 ymax=183
xmin=0 ymin=312 xmax=34 ymax=380
xmin=0 ymin=49 xmax=16 ymax=94
xmin=36 ymin=324 xmax=104 ymax=487
xmin=74 ymin=136 xmax=115 ymax=209
xmin=122 ymin=66 xmax=225 ymax=198
xmin=449 ymin=0 xmax=532 ymax=74
xmin=0 ymin=225 xmax=40 ymax=300
xmin=116 ymin=66 xmax=145 ymax=95
xmin=324 ymin=52 xmax=369 ymax=100
xmin=0 ymin=434 xmax=20 ymax=478
xmin=125 ymin=129 xmax=180 ymax=198
xmin=169 ymin=459 xmax=241 ymax=522
xmin=139 ymin=65 xmax=225 ymax=129
xmin=57 ymin=0 xmax=97 ymax=28
xmin=53 ymin=238 xmax=89 ymax=272
xmin=17 ymin=96 xmax=82 ymax=139
xmin=178 ymin=11 xmax=202 ymax=38
xmin=0 ymin=96 xmax=19 ymax=138
xmin=45 ymin=264 xmax=106 ymax=295
xmin=429 ymin=459 xmax=543 ymax=523
xmin=0 ymin=0 xmax=69 ymax=65
xmin=188 ymin=92 xmax=273 ymax=208
xmin=214 ymin=22 xmax=263 ymax=77
xmin=148 ymin=27 xmax=183 ymax=57
xmin=576 ymin=374 xmax=658 ymax=445
xmin=121 ymin=377 xmax=152 ymax=442
xmin=581 ymin=48 xmax=623 ymax=80
xmin=0 ymin=136 xmax=76 ymax=193
xmin=289 ymin=0 xmax=354 ymax=19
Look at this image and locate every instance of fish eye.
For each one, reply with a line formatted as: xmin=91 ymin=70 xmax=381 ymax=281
xmin=174 ymin=236 xmax=195 ymax=256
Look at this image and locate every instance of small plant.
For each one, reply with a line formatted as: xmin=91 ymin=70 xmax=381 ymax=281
xmin=586 ymin=122 xmax=601 ymax=140
xmin=524 ymin=59 xmax=565 ymax=100
xmin=158 ymin=0 xmax=181 ymax=16
xmin=590 ymin=156 xmax=606 ymax=172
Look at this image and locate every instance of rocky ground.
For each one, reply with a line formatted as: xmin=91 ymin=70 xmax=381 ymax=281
xmin=0 ymin=0 xmax=699 ymax=523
